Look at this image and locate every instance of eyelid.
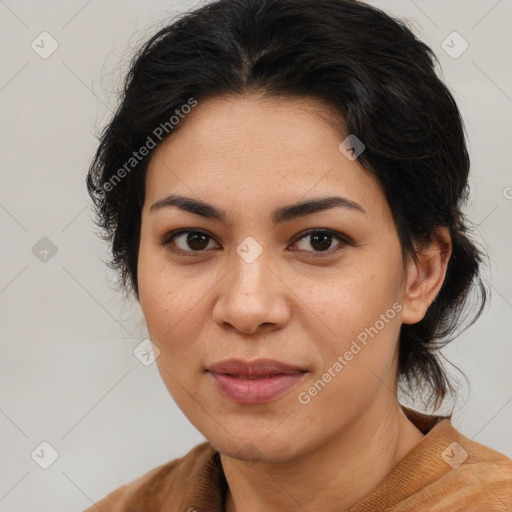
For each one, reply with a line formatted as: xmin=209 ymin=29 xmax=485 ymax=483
xmin=290 ymin=228 xmax=352 ymax=246
xmin=161 ymin=228 xmax=212 ymax=245
xmin=288 ymin=228 xmax=352 ymax=256
xmin=160 ymin=228 xmax=221 ymax=255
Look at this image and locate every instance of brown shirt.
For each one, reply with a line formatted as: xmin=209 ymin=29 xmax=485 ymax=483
xmin=85 ymin=408 xmax=512 ymax=511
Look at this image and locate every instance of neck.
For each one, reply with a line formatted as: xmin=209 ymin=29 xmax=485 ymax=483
xmin=221 ymin=400 xmax=425 ymax=512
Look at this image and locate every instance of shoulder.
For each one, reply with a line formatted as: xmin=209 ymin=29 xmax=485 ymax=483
xmin=398 ymin=420 xmax=512 ymax=511
xmin=83 ymin=441 xmax=217 ymax=512
xmin=350 ymin=417 xmax=512 ymax=511
xmin=432 ymin=428 xmax=512 ymax=510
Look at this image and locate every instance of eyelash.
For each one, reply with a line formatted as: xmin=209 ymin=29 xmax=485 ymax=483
xmin=160 ymin=228 xmax=352 ymax=257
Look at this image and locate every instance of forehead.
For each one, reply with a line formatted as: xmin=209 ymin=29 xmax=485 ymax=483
xmin=144 ymin=93 xmax=387 ymax=221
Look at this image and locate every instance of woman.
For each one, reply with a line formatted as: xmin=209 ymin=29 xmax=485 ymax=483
xmin=85 ymin=0 xmax=512 ymax=510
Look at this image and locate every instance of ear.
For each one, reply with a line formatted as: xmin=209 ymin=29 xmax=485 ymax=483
xmin=401 ymin=227 xmax=452 ymax=325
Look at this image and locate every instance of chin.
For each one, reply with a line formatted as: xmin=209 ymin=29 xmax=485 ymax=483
xmin=207 ymin=427 xmax=302 ymax=464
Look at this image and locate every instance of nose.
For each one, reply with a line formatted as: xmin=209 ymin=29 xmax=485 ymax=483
xmin=212 ymin=251 xmax=290 ymax=335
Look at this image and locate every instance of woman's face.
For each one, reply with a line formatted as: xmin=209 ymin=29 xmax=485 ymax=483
xmin=138 ymin=93 xmax=410 ymax=462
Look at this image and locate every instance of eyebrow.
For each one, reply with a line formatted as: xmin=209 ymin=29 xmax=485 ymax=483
xmin=149 ymin=194 xmax=366 ymax=224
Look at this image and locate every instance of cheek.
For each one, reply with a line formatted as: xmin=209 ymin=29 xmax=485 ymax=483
xmin=138 ymin=242 xmax=183 ymax=346
xmin=297 ymin=254 xmax=403 ymax=347
xmin=137 ymin=242 xmax=218 ymax=369
xmin=297 ymin=257 xmax=404 ymax=415
xmin=294 ymin=275 xmax=403 ymax=424
xmin=137 ymin=253 xmax=208 ymax=407
xmin=139 ymin=275 xmax=197 ymax=349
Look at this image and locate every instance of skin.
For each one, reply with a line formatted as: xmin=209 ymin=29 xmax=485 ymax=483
xmin=137 ymin=93 xmax=452 ymax=511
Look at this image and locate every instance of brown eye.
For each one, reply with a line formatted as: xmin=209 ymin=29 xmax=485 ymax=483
xmin=310 ymin=232 xmax=334 ymax=251
xmin=182 ymin=232 xmax=210 ymax=251
xmin=163 ymin=229 xmax=218 ymax=253
xmin=291 ymin=229 xmax=349 ymax=255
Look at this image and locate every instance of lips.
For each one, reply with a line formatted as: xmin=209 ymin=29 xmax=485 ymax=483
xmin=208 ymin=358 xmax=306 ymax=376
xmin=207 ymin=358 xmax=307 ymax=404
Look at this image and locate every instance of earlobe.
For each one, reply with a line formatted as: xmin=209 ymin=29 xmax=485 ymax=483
xmin=401 ymin=228 xmax=452 ymax=325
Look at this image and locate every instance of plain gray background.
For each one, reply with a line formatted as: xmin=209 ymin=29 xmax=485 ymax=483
xmin=1 ymin=0 xmax=511 ymax=510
